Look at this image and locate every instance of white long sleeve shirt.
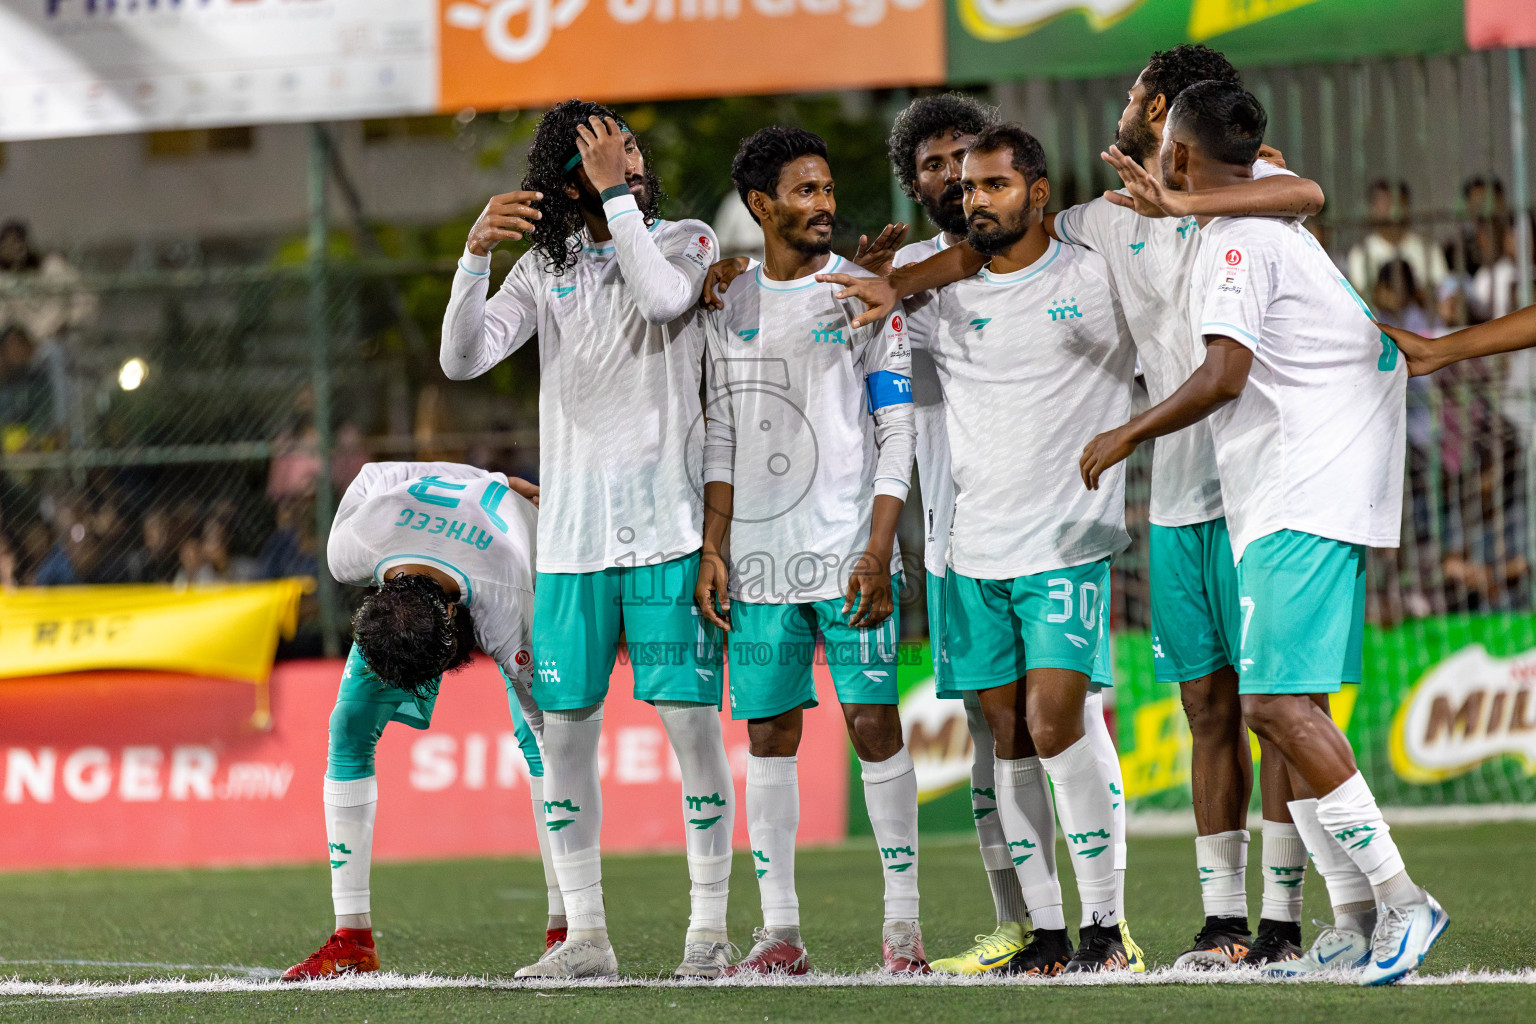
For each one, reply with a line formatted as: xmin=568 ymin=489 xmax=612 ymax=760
xmin=893 ymin=233 xmax=955 ymax=580
xmin=440 ymin=194 xmax=718 ymax=573
xmin=702 ymin=255 xmax=916 ymax=604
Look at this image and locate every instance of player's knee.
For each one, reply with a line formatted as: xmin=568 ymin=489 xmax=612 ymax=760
xmin=1022 ymin=714 xmax=1079 ymax=759
xmin=1239 ymin=693 xmax=1299 ymax=742
xmin=843 ymin=704 xmax=902 ymax=761
xmin=1182 ymin=681 xmax=1243 ymax=741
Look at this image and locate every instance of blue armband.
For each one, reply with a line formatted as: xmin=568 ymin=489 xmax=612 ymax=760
xmin=866 ymin=370 xmax=914 ymax=413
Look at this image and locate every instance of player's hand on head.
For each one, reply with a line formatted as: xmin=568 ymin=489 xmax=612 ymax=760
xmin=575 ymin=115 xmax=629 ymax=193
xmin=852 ymin=223 xmax=910 ymax=277
xmin=701 ymin=257 xmax=752 ymax=310
xmin=694 ymin=551 xmax=732 ymax=631
xmin=1257 ymin=144 xmax=1288 ymax=170
xmin=1100 ymin=145 xmax=1177 ymax=219
xmin=1080 ymin=427 xmax=1139 ymax=491
xmin=843 ymin=551 xmax=893 ymax=629
xmin=467 ymin=191 xmax=544 ymax=256
xmin=1379 ymin=321 xmax=1439 ymax=377
xmin=817 ymin=272 xmax=898 ymax=330
xmin=508 ymin=477 xmax=540 ymax=508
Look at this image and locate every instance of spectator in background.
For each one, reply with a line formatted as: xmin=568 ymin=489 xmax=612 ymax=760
xmin=1374 ymin=259 xmax=1443 ymax=457
xmin=1445 ymin=176 xmax=1508 ymax=283
xmin=124 ymin=506 xmax=182 ymax=583
xmin=175 ymin=515 xmax=258 ymax=585
xmin=0 ymin=325 xmax=53 ymax=452
xmin=258 ymin=497 xmax=319 ymax=581
xmin=1348 ymin=180 xmax=1449 ymax=307
xmin=1442 ymin=434 xmax=1530 ymax=613
xmin=0 ymin=221 xmax=96 ymax=434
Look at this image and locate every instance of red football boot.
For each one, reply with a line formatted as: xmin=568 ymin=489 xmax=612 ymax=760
xmin=723 ymin=927 xmax=809 ymax=976
xmin=546 ymin=926 xmax=568 ymax=952
xmin=882 ymin=922 xmax=931 ymax=974
xmin=281 ymin=928 xmax=380 ymax=981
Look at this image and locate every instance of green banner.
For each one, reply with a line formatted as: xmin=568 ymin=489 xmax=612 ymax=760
xmin=948 ymin=0 xmax=1466 ymax=84
xmin=1115 ymin=613 xmax=1536 ymax=813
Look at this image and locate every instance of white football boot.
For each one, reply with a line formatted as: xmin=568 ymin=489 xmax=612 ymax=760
xmin=1360 ymin=893 xmax=1449 ymax=986
xmin=513 ymin=938 xmax=619 ymax=981
xmin=1261 ymin=922 xmax=1371 ymax=978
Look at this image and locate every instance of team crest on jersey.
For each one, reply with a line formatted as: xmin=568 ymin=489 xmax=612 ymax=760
xmin=1046 ymin=298 xmax=1082 ymax=321
xmin=811 ymin=320 xmax=846 ymax=345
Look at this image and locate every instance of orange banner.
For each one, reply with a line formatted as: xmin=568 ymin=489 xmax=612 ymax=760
xmin=438 ymin=0 xmax=946 ymax=112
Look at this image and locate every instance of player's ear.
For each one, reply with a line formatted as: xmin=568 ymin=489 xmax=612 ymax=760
xmin=1144 ymin=92 xmax=1168 ymax=129
xmin=1030 ymin=175 xmax=1051 ymax=211
xmin=747 ymin=189 xmax=771 ymax=225
xmin=1170 ymin=141 xmax=1191 ymax=184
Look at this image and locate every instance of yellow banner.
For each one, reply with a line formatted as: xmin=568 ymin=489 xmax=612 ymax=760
xmin=0 ymin=580 xmax=309 ymax=684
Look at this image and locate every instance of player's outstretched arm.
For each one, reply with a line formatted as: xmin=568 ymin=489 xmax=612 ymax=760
xmin=1080 ymin=337 xmax=1254 ymax=490
xmin=508 ymin=476 xmax=540 ymax=508
xmin=1100 ymin=145 xmax=1324 ymax=220
xmin=1381 ymin=306 xmax=1536 ymax=377
xmin=818 ymin=244 xmax=986 ymax=330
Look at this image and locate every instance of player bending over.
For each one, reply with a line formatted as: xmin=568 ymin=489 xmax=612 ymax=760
xmin=1080 ymin=82 xmax=1449 ymax=986
xmin=442 ymin=100 xmax=735 ymax=981
xmin=282 ymin=461 xmax=557 ymax=981
xmin=897 ymin=125 xmax=1137 ymax=974
xmin=694 ymin=126 xmax=924 ymax=975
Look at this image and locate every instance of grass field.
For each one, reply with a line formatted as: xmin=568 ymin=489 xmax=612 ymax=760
xmin=2 ymin=823 xmax=1533 ymax=1023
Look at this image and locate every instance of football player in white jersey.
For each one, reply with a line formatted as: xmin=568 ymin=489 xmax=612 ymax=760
xmin=1081 ymin=82 xmax=1447 ymax=986
xmin=441 ymin=101 xmax=736 ymax=980
xmin=878 ymin=94 xmax=1143 ymax=975
xmin=898 ymin=124 xmax=1138 ymax=975
xmin=830 ymin=47 xmax=1334 ymax=971
xmin=694 ymin=126 xmax=923 ymax=975
xmin=282 ymin=462 xmax=557 ymax=980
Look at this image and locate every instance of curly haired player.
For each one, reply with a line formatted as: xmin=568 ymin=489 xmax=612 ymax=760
xmin=442 ymin=100 xmax=736 ymax=981
xmin=282 ymin=461 xmax=557 ymax=981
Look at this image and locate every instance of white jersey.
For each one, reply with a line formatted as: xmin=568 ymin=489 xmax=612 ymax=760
xmin=1054 ymin=159 xmax=1295 ymax=527
xmin=702 ymin=254 xmax=916 ymax=604
xmin=894 ymin=233 xmax=956 ymax=579
xmin=441 ymin=194 xmax=718 ymax=573
xmin=1191 ymin=217 xmax=1407 ymax=562
xmin=905 ymin=238 xmax=1137 ymax=580
xmin=327 ymin=461 xmax=539 ymax=683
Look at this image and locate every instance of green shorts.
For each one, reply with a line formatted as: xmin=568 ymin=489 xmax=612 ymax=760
xmin=1149 ymin=517 xmax=1242 ymax=684
xmin=329 ymin=644 xmax=542 ymax=779
xmin=941 ymin=558 xmax=1111 ymax=691
xmin=532 ymin=551 xmax=725 ymax=711
xmin=726 ymin=579 xmax=901 ymax=720
xmin=1235 ymin=530 xmax=1366 ymax=695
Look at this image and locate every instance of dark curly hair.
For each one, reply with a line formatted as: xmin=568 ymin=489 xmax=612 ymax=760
xmin=731 ymin=126 xmax=828 ymax=225
xmin=887 ymin=93 xmax=1000 ymax=201
xmin=352 ymin=573 xmax=477 ymax=698
xmin=1169 ymin=81 xmax=1268 ymax=168
xmin=1140 ymin=44 xmax=1242 ymax=111
xmin=521 ymin=99 xmax=666 ymax=275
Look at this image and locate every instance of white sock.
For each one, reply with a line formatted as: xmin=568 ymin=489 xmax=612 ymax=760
xmin=860 ymin=748 xmax=920 ymax=925
xmin=1289 ymin=797 xmax=1377 ymax=933
xmin=1315 ymin=772 xmax=1424 ymax=906
xmin=1042 ymin=737 xmax=1119 ymax=927
xmin=746 ymin=754 xmax=800 ymax=930
xmin=994 ymin=755 xmax=1065 ymax=931
xmin=1083 ymin=692 xmax=1128 ymax=915
xmin=656 ymin=701 xmax=734 ymax=941
xmin=1260 ymin=820 xmax=1306 ymax=923
xmin=528 ymin=777 xmax=565 ymax=922
xmin=325 ymin=776 xmax=377 ymax=925
xmin=964 ymin=700 xmax=1028 ymax=924
xmin=1195 ymin=829 xmax=1250 ymax=920
xmin=544 ymin=703 xmax=607 ymax=942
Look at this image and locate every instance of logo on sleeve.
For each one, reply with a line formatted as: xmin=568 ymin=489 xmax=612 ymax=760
xmin=1226 ymin=249 xmax=1243 ymax=266
xmin=1128 ymin=242 xmax=1145 ymax=255
xmin=682 ymin=233 xmax=713 ymax=269
xmin=970 ymin=318 xmax=992 ymax=331
xmin=514 ymin=648 xmax=532 ymax=667
xmin=891 ymin=314 xmax=904 ymax=334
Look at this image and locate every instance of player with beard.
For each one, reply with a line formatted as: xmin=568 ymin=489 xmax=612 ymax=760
xmin=880 ymin=93 xmax=1143 ymax=975
xmin=442 ymin=100 xmax=736 ymax=981
xmin=1080 ymin=81 xmax=1449 ymax=986
xmin=282 ymin=462 xmax=556 ymax=980
xmin=695 ymin=126 xmax=923 ymax=975
xmin=826 ymin=47 xmax=1335 ymax=972
xmin=899 ymin=124 xmax=1137 ymax=975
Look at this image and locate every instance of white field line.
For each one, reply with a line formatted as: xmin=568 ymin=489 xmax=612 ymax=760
xmin=0 ymin=959 xmax=280 ymax=979
xmin=1 ymin=966 xmax=1533 ymax=999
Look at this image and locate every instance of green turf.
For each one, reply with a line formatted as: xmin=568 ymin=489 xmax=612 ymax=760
xmin=1 ymin=823 xmax=1532 ymax=1023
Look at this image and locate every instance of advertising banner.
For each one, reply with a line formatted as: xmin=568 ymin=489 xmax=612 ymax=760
xmin=0 ymin=0 xmax=944 ymax=142
xmin=948 ymin=0 xmax=1466 ymax=85
xmin=1114 ymin=614 xmax=1536 ymax=813
xmin=0 ymin=580 xmax=307 ymax=685
xmin=1465 ymin=0 xmax=1536 ymax=50
xmin=0 ymin=655 xmax=850 ymax=871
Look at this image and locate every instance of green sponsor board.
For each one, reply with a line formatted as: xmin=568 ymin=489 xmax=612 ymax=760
xmin=948 ymin=0 xmax=1466 ymax=84
xmin=1115 ymin=613 xmax=1536 ymax=812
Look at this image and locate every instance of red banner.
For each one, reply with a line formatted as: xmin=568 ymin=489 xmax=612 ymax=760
xmin=0 ymin=657 xmax=849 ymax=871
xmin=1466 ymin=0 xmax=1536 ymax=49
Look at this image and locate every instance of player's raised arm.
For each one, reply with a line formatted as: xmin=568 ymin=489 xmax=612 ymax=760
xmin=441 ymin=205 xmax=541 ymax=380
xmin=1101 ymin=144 xmax=1324 ymax=219
xmin=818 ymin=243 xmax=986 ymax=330
xmin=1381 ymin=304 xmax=1536 ymax=377
xmin=578 ymin=115 xmax=716 ymax=325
